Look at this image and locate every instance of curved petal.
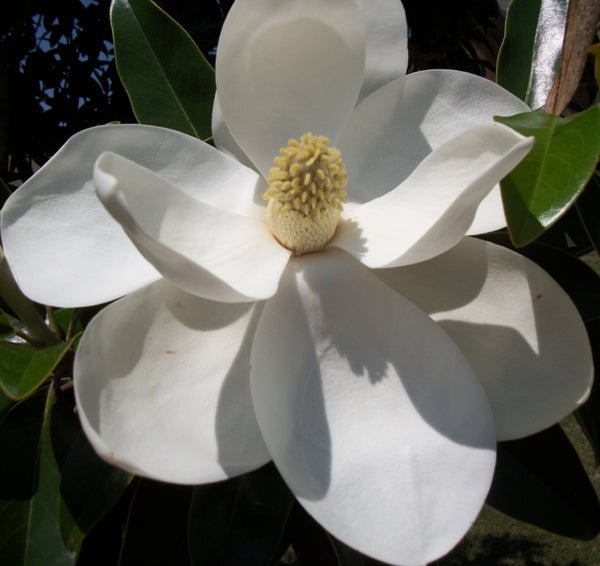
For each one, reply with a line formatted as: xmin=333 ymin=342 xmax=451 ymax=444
xmin=332 ymin=122 xmax=532 ymax=268
xmin=211 ymin=94 xmax=255 ymax=170
xmin=1 ymin=126 xmax=161 ymax=307
xmin=0 ymin=124 xmax=268 ymax=307
xmin=250 ymin=250 xmax=496 ymax=566
xmin=74 ymin=279 xmax=270 ymax=484
xmin=215 ymin=0 xmax=365 ymax=178
xmin=94 ymin=152 xmax=290 ymax=303
xmin=338 ymin=69 xmax=529 ymax=232
xmin=353 ymin=0 xmax=408 ymax=102
xmin=376 ymin=237 xmax=593 ymax=440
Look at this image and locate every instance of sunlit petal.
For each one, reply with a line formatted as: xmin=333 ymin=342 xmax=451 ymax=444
xmin=211 ymin=94 xmax=255 ymax=169
xmin=376 ymin=237 xmax=593 ymax=440
xmin=339 ymin=70 xmax=529 ymax=232
xmin=94 ymin=152 xmax=290 ymax=302
xmin=251 ymin=250 xmax=496 ymax=565
xmin=216 ymin=0 xmax=365 ymax=177
xmin=75 ymin=279 xmax=270 ymax=484
xmin=332 ymin=122 xmax=532 ymax=267
xmin=354 ymin=0 xmax=407 ymax=101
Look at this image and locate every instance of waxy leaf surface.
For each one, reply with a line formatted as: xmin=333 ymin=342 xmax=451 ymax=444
xmin=111 ymin=0 xmax=215 ymax=139
xmin=496 ymin=106 xmax=600 ymax=247
xmin=497 ymin=0 xmax=567 ymax=109
xmin=0 ymin=339 xmax=75 ymax=400
xmin=0 ymin=388 xmax=77 ymax=566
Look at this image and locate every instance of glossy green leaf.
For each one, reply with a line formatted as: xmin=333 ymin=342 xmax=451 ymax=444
xmin=577 ymin=172 xmax=600 ymax=254
xmin=538 ymin=204 xmax=593 ymax=256
xmin=0 ymin=387 xmax=77 ymax=566
xmin=0 ymin=338 xmax=75 ymax=400
xmin=497 ymin=0 xmax=567 ymax=108
xmin=0 ymin=309 xmax=29 ymax=335
xmin=59 ymin=432 xmax=131 ymax=551
xmin=576 ymin=319 xmax=600 ymax=466
xmin=496 ymin=106 xmax=600 ymax=247
xmin=483 ymin=232 xmax=600 ymax=321
xmin=545 ymin=0 xmax=600 ymax=115
xmin=118 ymin=479 xmax=192 ymax=565
xmin=487 ymin=425 xmax=600 ymax=539
xmin=111 ymin=0 xmax=215 ymax=139
xmin=188 ymin=463 xmax=294 ymax=566
xmin=52 ymin=309 xmax=84 ymax=340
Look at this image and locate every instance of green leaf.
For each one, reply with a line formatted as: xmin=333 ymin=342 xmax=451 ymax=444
xmin=538 ymin=204 xmax=593 ymax=256
xmin=496 ymin=0 xmax=567 ymax=108
xmin=575 ymin=319 xmax=600 ymax=466
xmin=111 ymin=0 xmax=215 ymax=139
xmin=496 ymin=106 xmax=600 ymax=247
xmin=577 ymin=172 xmax=600 ymax=255
xmin=52 ymin=309 xmax=83 ymax=339
xmin=0 ymin=387 xmax=77 ymax=566
xmin=487 ymin=425 xmax=600 ymax=539
xmin=188 ymin=463 xmax=294 ymax=566
xmin=59 ymin=432 xmax=131 ymax=551
xmin=0 ymin=338 xmax=75 ymax=400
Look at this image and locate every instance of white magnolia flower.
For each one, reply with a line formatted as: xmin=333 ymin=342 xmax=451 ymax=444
xmin=0 ymin=0 xmax=593 ymax=564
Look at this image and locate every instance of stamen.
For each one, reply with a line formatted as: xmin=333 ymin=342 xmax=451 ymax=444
xmin=263 ymin=133 xmax=347 ymax=255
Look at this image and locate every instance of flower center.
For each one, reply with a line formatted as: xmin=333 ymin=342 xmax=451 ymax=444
xmin=263 ymin=133 xmax=347 ymax=255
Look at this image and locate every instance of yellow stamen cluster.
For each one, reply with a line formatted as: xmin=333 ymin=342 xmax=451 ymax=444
xmin=263 ymin=133 xmax=347 ymax=255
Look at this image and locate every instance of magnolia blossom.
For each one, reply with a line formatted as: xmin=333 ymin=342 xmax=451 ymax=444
xmin=0 ymin=0 xmax=593 ymax=564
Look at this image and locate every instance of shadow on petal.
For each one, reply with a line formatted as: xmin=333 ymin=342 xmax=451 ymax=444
xmin=439 ymin=314 xmax=591 ymax=441
xmin=216 ymin=303 xmax=272 ymax=477
xmin=375 ymin=237 xmax=490 ymax=314
xmin=382 ymin=237 xmax=593 ymax=440
xmin=76 ymin=280 xmax=269 ymax=483
xmin=299 ymin=250 xmax=494 ymax=452
xmin=340 ymin=75 xmax=433 ymax=203
xmin=249 ymin=265 xmax=333 ymax=502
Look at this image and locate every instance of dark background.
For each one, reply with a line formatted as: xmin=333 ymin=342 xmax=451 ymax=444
xmin=0 ymin=0 xmax=501 ymax=189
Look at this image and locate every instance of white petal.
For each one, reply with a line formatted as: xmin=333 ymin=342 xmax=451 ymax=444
xmin=215 ymin=0 xmax=365 ymax=177
xmin=332 ymin=122 xmax=532 ymax=268
xmin=353 ymin=0 xmax=408 ymax=102
xmin=467 ymin=186 xmax=506 ymax=235
xmin=211 ymin=94 xmax=255 ymax=170
xmin=338 ymin=69 xmax=529 ymax=232
xmin=1 ymin=124 xmax=268 ymax=307
xmin=376 ymin=237 xmax=594 ymax=440
xmin=250 ymin=250 xmax=496 ymax=566
xmin=94 ymin=152 xmax=290 ymax=303
xmin=1 ymin=126 xmax=162 ymax=307
xmin=74 ymin=279 xmax=270 ymax=484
